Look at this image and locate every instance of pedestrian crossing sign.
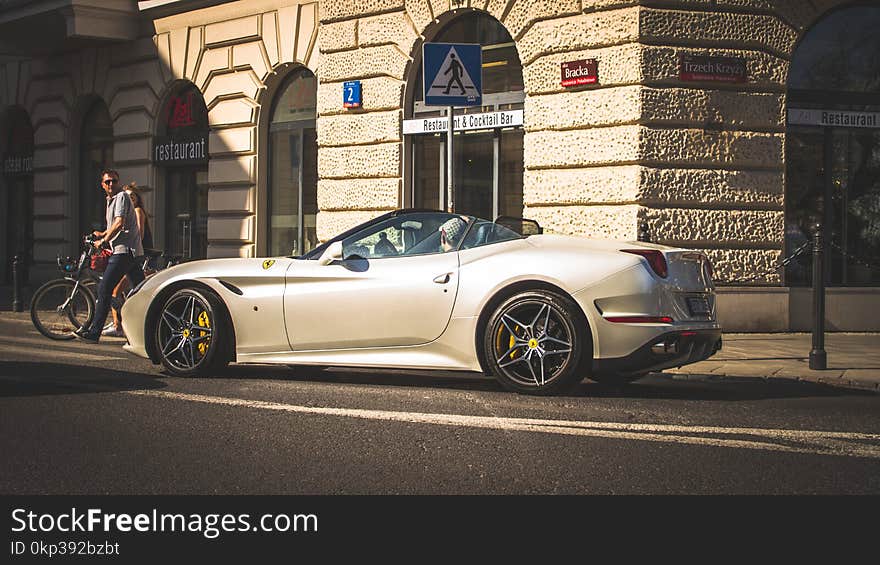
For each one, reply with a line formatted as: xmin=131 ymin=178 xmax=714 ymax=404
xmin=423 ymin=43 xmax=482 ymax=107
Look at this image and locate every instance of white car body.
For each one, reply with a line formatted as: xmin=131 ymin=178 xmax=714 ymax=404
xmin=121 ymin=211 xmax=721 ymax=393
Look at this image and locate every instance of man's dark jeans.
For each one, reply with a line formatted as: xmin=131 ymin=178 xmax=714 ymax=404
xmin=85 ymin=252 xmax=145 ymax=339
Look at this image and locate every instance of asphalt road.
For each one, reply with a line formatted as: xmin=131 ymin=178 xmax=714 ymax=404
xmin=2 ymin=313 xmax=879 ymax=495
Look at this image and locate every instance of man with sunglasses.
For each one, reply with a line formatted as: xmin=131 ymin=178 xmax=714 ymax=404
xmin=75 ymin=169 xmax=144 ymax=342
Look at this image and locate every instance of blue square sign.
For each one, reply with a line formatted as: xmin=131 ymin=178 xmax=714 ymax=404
xmin=343 ymin=81 xmax=362 ymax=108
xmin=423 ymin=43 xmax=482 ymax=107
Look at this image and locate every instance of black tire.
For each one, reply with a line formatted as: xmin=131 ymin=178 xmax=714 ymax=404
xmin=30 ymin=279 xmax=95 ymax=340
xmin=155 ymin=287 xmax=231 ymax=376
xmin=483 ymin=290 xmax=586 ymax=395
xmin=589 ymin=372 xmax=647 ymax=386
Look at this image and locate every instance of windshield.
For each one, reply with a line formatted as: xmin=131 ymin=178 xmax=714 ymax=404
xmin=299 ymin=211 xmax=525 ymax=260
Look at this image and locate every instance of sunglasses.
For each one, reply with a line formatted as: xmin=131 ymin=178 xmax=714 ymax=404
xmin=102 ymin=178 xmax=119 ymax=185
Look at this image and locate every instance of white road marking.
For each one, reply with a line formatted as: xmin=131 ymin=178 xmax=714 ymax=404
xmin=0 ymin=344 xmax=127 ymax=362
xmin=125 ymin=389 xmax=880 ymax=460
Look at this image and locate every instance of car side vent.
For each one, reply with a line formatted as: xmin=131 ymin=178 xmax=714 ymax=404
xmin=218 ymin=280 xmax=243 ymax=295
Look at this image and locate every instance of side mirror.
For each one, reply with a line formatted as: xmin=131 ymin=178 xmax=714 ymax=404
xmin=318 ymin=241 xmax=343 ymax=266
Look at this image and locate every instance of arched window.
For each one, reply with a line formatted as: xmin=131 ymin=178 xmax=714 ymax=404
xmin=2 ymin=107 xmax=34 ymax=283
xmin=406 ymin=11 xmax=524 ymax=220
xmin=786 ymin=4 xmax=880 ymax=286
xmin=267 ymin=68 xmax=317 ymax=257
xmin=79 ymin=100 xmax=113 ymax=236
xmin=156 ymin=82 xmax=209 ymax=260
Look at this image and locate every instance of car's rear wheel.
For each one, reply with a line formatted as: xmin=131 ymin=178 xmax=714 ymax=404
xmin=156 ymin=287 xmax=230 ymax=376
xmin=484 ymin=290 xmax=585 ymax=395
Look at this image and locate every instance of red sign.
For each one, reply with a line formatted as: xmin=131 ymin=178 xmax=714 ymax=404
xmin=168 ymin=93 xmax=196 ymax=128
xmin=560 ymin=59 xmax=598 ymax=87
xmin=679 ymin=54 xmax=747 ymax=83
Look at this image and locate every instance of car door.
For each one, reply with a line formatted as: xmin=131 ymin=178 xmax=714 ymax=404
xmin=282 ymin=223 xmax=460 ymax=351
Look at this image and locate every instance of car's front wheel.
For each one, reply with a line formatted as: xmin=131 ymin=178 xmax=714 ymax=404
xmin=155 ymin=287 xmax=230 ymax=376
xmin=484 ymin=290 xmax=586 ymax=395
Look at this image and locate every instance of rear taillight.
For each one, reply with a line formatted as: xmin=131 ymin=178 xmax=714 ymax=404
xmin=622 ymin=249 xmax=668 ymax=278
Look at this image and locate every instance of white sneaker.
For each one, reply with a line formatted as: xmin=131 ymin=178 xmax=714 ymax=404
xmin=102 ymin=326 xmax=124 ymax=337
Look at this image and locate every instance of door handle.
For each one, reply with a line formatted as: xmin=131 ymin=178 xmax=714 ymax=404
xmin=433 ymin=273 xmax=451 ymax=284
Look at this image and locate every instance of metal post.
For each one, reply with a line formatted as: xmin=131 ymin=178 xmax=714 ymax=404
xmin=12 ymin=255 xmax=23 ymax=312
xmin=638 ymin=220 xmax=650 ymax=243
xmin=446 ymin=105 xmax=454 ymax=213
xmin=809 ymin=222 xmax=827 ymax=370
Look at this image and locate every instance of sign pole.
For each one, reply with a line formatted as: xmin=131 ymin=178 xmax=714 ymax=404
xmin=447 ymin=105 xmax=454 ymax=213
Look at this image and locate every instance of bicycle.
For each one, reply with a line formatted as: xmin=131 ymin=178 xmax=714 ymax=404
xmin=29 ymin=235 xmax=181 ymax=340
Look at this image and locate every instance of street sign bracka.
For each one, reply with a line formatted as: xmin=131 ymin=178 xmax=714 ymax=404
xmin=679 ymin=54 xmax=747 ymax=83
xmin=560 ymin=59 xmax=598 ymax=87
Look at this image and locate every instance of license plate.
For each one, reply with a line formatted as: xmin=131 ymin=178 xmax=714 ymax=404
xmin=687 ymin=296 xmax=711 ymax=315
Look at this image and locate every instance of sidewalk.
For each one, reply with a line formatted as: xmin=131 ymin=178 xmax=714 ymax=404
xmin=0 ymin=308 xmax=877 ymax=392
xmin=666 ymin=333 xmax=880 ymax=392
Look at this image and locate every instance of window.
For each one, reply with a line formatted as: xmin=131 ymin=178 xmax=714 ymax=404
xmin=407 ymin=12 xmax=524 ymax=219
xmin=2 ymin=108 xmax=33 ymax=283
xmin=156 ymin=82 xmax=209 ymax=260
xmin=79 ymin=100 xmax=113 ymax=235
xmin=786 ymin=5 xmax=880 ymax=286
xmin=267 ymin=68 xmax=317 ymax=257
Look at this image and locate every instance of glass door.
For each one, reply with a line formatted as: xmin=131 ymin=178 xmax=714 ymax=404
xmin=829 ymin=128 xmax=880 ymax=284
xmin=453 ymin=131 xmax=494 ymax=220
xmin=412 ymin=127 xmax=522 ymax=220
xmin=165 ymin=167 xmax=208 ymax=260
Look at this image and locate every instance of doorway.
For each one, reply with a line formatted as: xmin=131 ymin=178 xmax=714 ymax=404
xmin=165 ymin=167 xmax=208 ymax=260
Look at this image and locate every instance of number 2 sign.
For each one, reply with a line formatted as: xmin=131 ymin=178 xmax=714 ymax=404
xmin=343 ymin=81 xmax=362 ymax=109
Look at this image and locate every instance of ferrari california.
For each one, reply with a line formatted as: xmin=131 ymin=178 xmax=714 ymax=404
xmin=121 ymin=209 xmax=721 ymax=395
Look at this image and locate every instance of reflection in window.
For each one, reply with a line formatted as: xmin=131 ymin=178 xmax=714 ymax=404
xmin=786 ymin=5 xmax=880 ymax=286
xmin=268 ymin=69 xmax=318 ymax=257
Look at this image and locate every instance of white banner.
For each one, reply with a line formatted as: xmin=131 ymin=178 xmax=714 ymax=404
xmin=788 ymin=108 xmax=880 ymax=128
xmin=403 ymin=109 xmax=523 ymax=135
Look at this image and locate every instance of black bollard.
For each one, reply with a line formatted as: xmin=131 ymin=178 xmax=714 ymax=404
xmin=637 ymin=220 xmax=650 ymax=243
xmin=809 ymin=223 xmax=826 ymax=370
xmin=12 ymin=255 xmax=23 ymax=312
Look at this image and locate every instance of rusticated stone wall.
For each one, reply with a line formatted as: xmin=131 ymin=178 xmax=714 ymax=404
xmin=314 ymin=0 xmax=862 ymax=286
xmin=315 ymin=1 xmax=412 ymax=241
xmin=0 ymin=0 xmax=865 ymax=282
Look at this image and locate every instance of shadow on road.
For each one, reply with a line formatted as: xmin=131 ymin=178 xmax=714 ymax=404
xmin=0 ymin=361 xmax=167 ymax=398
xmin=577 ymin=374 xmax=875 ymax=400
xmin=205 ymin=364 xmax=871 ymax=401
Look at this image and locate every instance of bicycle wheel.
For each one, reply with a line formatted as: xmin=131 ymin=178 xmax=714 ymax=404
xmin=30 ymin=279 xmax=96 ymax=340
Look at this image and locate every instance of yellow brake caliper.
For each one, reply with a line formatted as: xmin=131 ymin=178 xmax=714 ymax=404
xmin=496 ymin=324 xmax=521 ymax=360
xmin=197 ymin=310 xmax=211 ymax=355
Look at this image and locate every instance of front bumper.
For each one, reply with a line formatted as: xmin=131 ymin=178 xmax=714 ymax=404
xmin=592 ymin=329 xmax=722 ymax=376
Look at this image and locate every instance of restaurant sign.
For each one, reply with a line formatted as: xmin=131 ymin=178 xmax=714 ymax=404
xmin=560 ymin=59 xmax=598 ymax=87
xmin=2 ymin=154 xmax=33 ymax=176
xmin=679 ymin=54 xmax=747 ymax=83
xmin=403 ymin=110 xmax=523 ymax=135
xmin=788 ymin=108 xmax=880 ymax=129
xmin=154 ymin=89 xmax=209 ymax=166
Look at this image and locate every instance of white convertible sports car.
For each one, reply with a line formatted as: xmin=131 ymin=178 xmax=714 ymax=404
xmin=121 ymin=209 xmax=721 ymax=395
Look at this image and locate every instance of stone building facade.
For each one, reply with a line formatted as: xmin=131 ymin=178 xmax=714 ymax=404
xmin=1 ymin=0 xmax=879 ymax=330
